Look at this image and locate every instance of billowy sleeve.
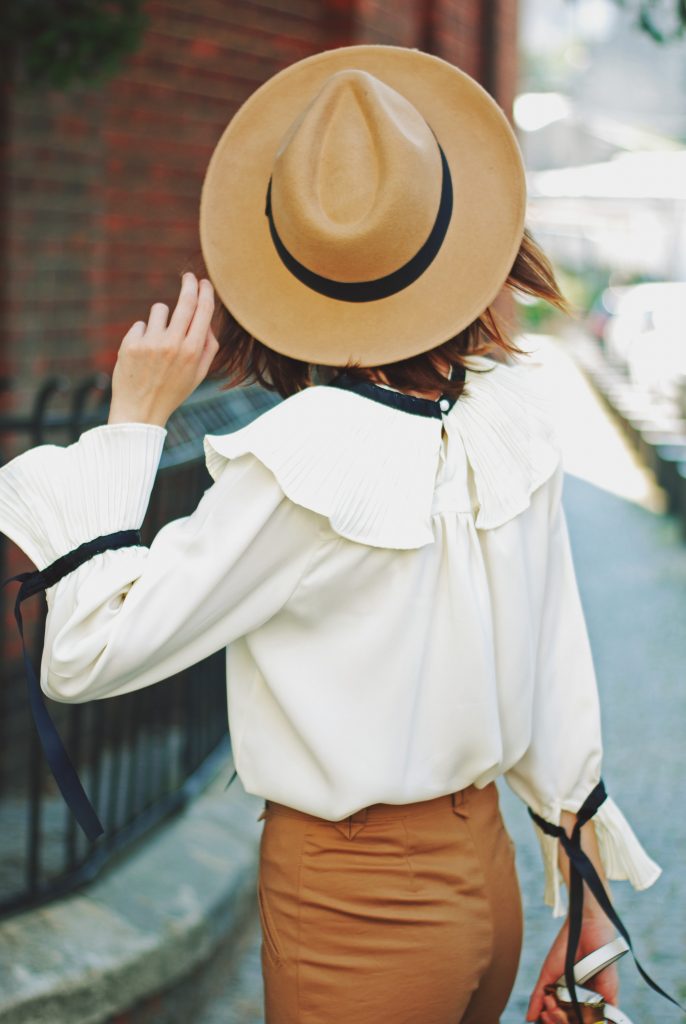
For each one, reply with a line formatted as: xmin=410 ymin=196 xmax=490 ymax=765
xmin=0 ymin=422 xmax=325 ymax=704
xmin=503 ymin=457 xmax=662 ymax=917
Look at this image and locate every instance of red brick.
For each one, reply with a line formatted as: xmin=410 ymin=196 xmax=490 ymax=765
xmin=2 ymin=0 xmax=519 ymax=417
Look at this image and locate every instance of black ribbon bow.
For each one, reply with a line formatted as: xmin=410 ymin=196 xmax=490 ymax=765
xmin=1 ymin=529 xmax=144 ymax=843
xmin=528 ymin=779 xmax=686 ymax=1023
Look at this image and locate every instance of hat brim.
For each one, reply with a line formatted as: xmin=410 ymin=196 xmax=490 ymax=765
xmin=199 ymin=44 xmax=526 ymax=367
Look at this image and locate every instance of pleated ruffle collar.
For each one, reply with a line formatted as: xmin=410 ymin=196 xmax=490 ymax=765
xmin=203 ymin=354 xmax=562 ymax=549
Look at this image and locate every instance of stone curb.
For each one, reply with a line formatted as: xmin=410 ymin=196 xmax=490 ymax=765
xmin=0 ymin=760 xmax=264 ymax=1024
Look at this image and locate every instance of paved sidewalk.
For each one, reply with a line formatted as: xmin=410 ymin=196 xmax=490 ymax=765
xmin=195 ymin=334 xmax=686 ymax=1023
xmin=0 ymin=752 xmax=265 ymax=1024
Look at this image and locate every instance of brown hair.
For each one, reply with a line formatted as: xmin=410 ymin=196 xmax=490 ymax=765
xmin=190 ymin=227 xmax=574 ymax=402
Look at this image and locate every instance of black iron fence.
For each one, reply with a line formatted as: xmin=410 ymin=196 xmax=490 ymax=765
xmin=0 ymin=373 xmax=281 ymax=920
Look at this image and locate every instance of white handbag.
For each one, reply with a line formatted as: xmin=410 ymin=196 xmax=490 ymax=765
xmin=551 ymin=937 xmax=634 ymax=1024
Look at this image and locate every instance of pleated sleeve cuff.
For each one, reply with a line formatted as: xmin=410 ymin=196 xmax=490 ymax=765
xmin=535 ymin=794 xmax=663 ymax=918
xmin=0 ymin=423 xmax=167 ymax=572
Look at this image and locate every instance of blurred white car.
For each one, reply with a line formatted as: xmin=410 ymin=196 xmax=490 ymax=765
xmin=601 ymin=281 xmax=686 ymax=402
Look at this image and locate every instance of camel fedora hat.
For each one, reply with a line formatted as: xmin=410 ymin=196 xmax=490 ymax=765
xmin=199 ymin=43 xmax=527 ymax=367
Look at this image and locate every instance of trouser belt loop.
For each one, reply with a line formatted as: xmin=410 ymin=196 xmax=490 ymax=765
xmin=451 ymin=789 xmax=469 ymax=819
xmin=335 ymin=805 xmax=368 ymax=840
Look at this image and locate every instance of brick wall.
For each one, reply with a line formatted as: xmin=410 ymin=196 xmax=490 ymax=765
xmin=1 ymin=0 xmax=519 ymax=423
xmin=2 ymin=2 xmax=330 ymax=422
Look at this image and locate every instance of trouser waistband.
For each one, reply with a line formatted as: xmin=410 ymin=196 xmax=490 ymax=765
xmin=258 ymin=781 xmax=497 ymax=827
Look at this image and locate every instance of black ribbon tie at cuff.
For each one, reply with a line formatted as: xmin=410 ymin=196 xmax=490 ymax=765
xmin=1 ymin=529 xmax=144 ymax=843
xmin=528 ymin=778 xmax=686 ymax=1022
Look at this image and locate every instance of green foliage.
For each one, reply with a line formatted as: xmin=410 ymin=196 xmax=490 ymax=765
xmin=514 ymin=294 xmax=558 ymax=332
xmin=0 ymin=0 xmax=149 ymax=92
xmin=632 ymin=0 xmax=686 ymax=42
xmin=514 ymin=265 xmax=612 ymax=333
xmin=558 ymin=265 xmax=609 ymax=315
xmin=568 ymin=0 xmax=686 ymax=44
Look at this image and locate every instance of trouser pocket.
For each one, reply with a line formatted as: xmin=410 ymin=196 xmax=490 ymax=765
xmin=257 ymin=874 xmax=284 ymax=968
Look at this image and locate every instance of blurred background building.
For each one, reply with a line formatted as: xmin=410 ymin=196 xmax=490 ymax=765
xmin=517 ymin=0 xmax=686 ymax=288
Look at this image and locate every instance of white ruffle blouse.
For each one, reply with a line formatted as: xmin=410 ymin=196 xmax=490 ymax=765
xmin=0 ymin=353 xmax=662 ymax=917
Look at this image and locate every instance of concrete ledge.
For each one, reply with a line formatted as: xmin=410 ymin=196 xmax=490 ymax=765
xmin=0 ymin=761 xmax=264 ymax=1024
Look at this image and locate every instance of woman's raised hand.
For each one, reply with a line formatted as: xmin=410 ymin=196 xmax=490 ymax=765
xmin=108 ymin=272 xmax=220 ymax=428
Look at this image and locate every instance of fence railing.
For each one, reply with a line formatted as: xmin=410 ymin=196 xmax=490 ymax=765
xmin=0 ymin=374 xmax=281 ymax=920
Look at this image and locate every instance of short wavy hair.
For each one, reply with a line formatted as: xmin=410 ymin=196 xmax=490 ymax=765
xmin=188 ymin=227 xmax=573 ymax=403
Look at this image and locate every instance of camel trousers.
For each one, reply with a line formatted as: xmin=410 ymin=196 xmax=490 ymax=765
xmin=255 ymin=780 xmax=524 ymax=1024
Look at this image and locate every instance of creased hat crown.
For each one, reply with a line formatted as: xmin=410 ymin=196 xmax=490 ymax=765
xmin=270 ymin=69 xmax=444 ymax=282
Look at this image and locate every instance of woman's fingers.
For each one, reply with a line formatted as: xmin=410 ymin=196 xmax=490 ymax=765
xmin=189 ymin=325 xmax=220 ymax=389
xmin=202 ymin=324 xmax=220 ymax=361
xmin=527 ymin=974 xmax=552 ymax=1020
xmin=146 ymin=301 xmax=170 ymax=334
xmin=591 ymin=965 xmax=620 ymax=1005
xmin=526 ymin=988 xmax=542 ymax=1020
xmin=539 ymin=991 xmax=568 ymax=1023
xmin=184 ymin=278 xmax=215 ymax=349
xmin=145 ymin=273 xmax=214 ymax=352
xmin=167 ymin=272 xmax=199 ymax=338
xmin=138 ymin=274 xmax=214 ymax=371
xmin=529 ymin=978 xmax=572 ymax=1019
xmin=122 ymin=320 xmax=146 ymax=342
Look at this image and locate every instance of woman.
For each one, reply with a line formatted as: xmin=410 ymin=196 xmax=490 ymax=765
xmin=0 ymin=44 xmax=678 ymax=1024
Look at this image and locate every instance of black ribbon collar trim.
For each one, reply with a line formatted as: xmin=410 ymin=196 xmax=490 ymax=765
xmin=325 ymin=363 xmax=466 ymax=419
xmin=1 ymin=529 xmax=144 ymax=843
xmin=264 ymin=139 xmax=454 ymax=303
xmin=528 ymin=779 xmax=686 ymax=1021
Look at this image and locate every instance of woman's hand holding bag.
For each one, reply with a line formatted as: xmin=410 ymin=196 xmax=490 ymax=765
xmin=527 ymin=915 xmax=620 ymax=1023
